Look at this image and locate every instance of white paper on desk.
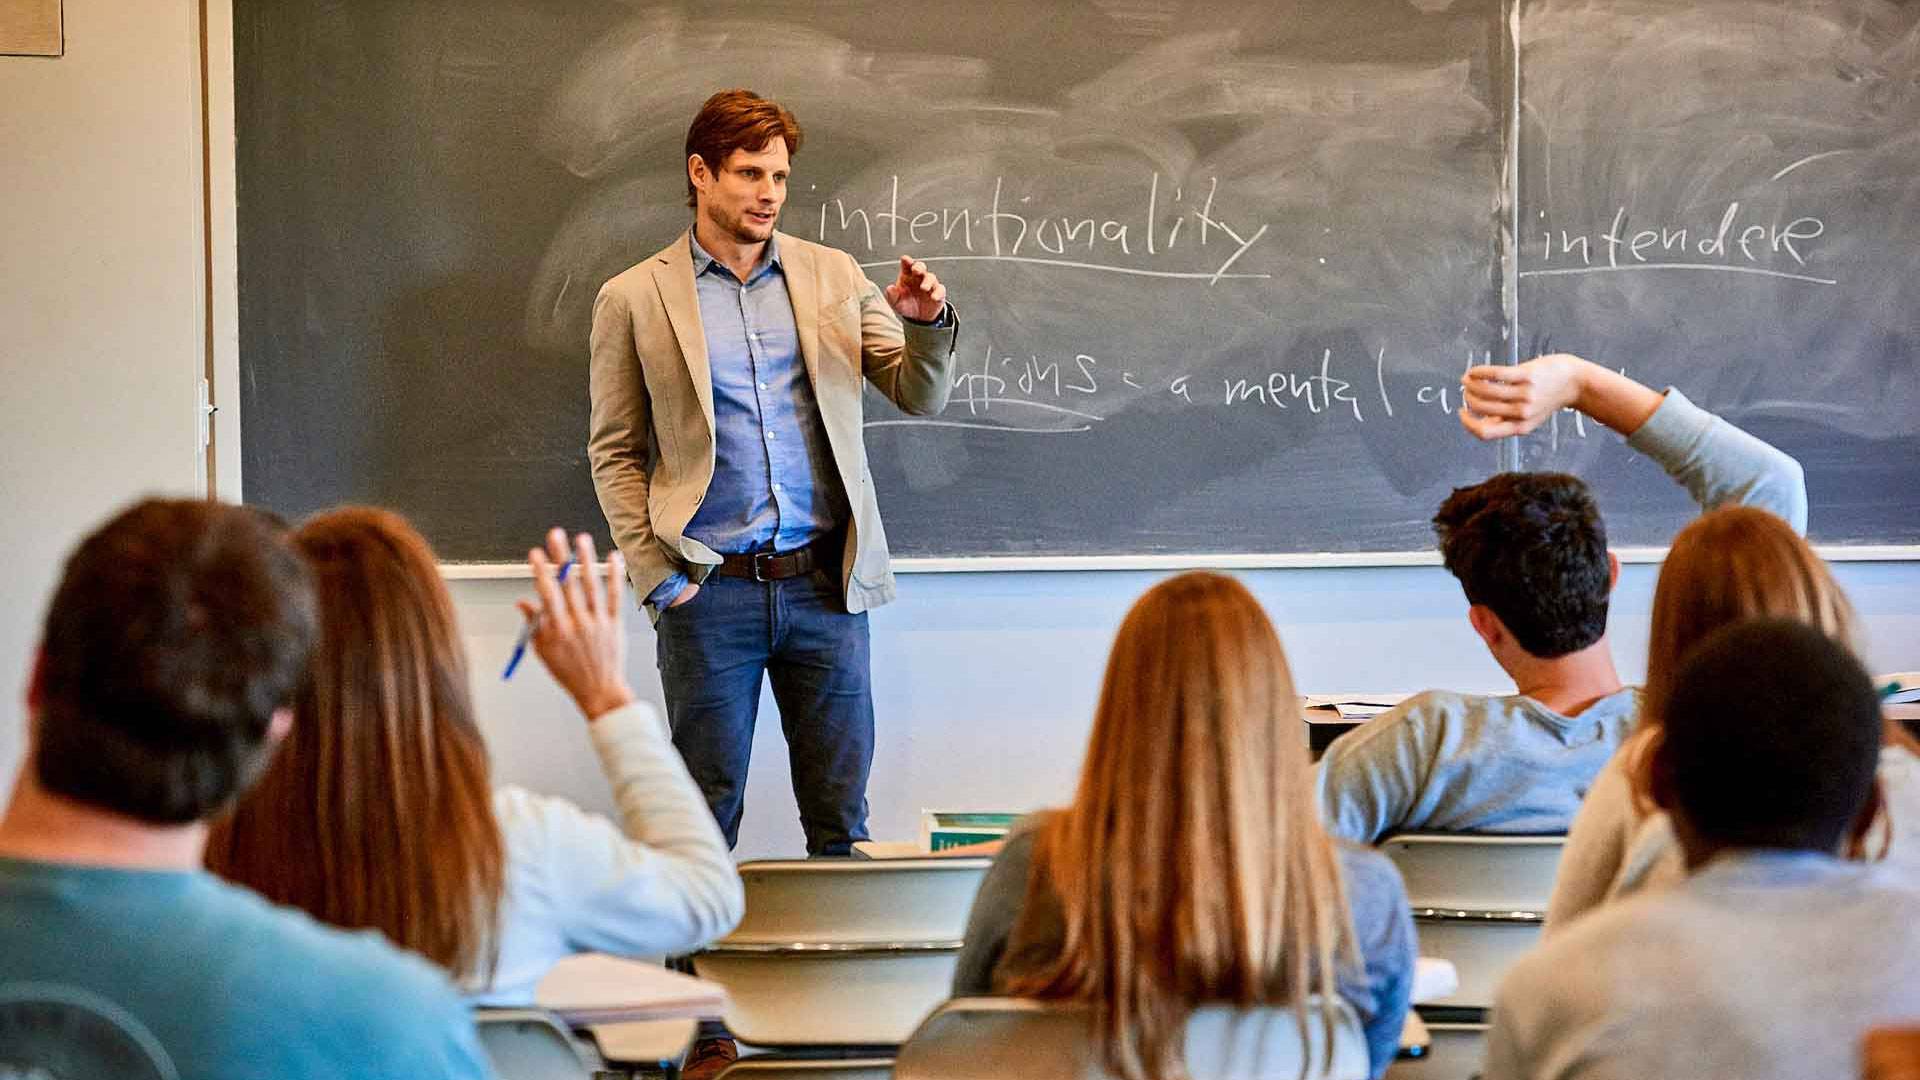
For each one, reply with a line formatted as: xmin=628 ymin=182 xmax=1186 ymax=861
xmin=1301 ymin=693 xmax=1413 ymax=709
xmin=1412 ymin=957 xmax=1459 ymax=1004
xmin=535 ymin=953 xmax=728 ymax=1025
xmin=1879 ymin=672 xmax=1920 ymax=704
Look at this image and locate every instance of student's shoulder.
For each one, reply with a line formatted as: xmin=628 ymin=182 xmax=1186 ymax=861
xmin=995 ymin=812 xmax=1055 ymax=863
xmin=493 ymin=782 xmax=600 ymax=840
xmin=1329 ymin=690 xmax=1490 ymax=753
xmin=1390 ymin=688 xmax=1517 ymax=725
xmin=1495 ymin=905 xmax=1615 ymax=1006
xmin=1860 ymin=865 xmax=1920 ymax=908
xmin=205 ymin=878 xmax=469 ymax=1016
xmin=1520 ymin=883 xmax=1686 ymax=978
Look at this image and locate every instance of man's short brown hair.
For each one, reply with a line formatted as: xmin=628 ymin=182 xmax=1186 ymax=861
xmin=34 ymin=499 xmax=317 ymax=824
xmin=684 ymin=89 xmax=803 ymax=208
xmin=1432 ymin=471 xmax=1611 ymax=658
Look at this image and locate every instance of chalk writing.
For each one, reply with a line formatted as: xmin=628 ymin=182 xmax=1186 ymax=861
xmin=1522 ymin=199 xmax=1833 ymax=285
xmin=870 ymin=344 xmax=1614 ymax=440
xmin=813 ymin=174 xmax=1272 ymax=284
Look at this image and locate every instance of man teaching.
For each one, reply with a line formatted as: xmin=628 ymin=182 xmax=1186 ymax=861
xmin=588 ymin=89 xmax=958 ymax=855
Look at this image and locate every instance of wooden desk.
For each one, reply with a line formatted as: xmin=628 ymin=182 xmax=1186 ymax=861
xmin=1303 ymin=705 xmax=1364 ymax=759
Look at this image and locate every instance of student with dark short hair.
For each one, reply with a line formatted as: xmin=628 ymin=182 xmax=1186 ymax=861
xmin=1317 ymin=353 xmax=1806 ymax=842
xmin=1432 ymin=471 xmax=1613 ymax=661
xmin=0 ymin=499 xmax=491 ymax=1080
xmin=1484 ymin=620 xmax=1920 ymax=1080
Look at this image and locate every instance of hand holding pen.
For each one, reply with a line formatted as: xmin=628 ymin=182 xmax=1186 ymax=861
xmin=511 ymin=528 xmax=635 ymax=721
xmin=503 ymin=557 xmax=573 ymax=679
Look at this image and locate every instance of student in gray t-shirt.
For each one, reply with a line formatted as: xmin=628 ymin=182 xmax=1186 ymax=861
xmin=1484 ymin=620 xmax=1920 ymax=1080
xmin=0 ymin=500 xmax=491 ymax=1080
xmin=1316 ymin=353 xmax=1806 ymax=843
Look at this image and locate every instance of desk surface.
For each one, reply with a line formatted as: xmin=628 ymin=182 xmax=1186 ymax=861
xmin=535 ymin=953 xmax=727 ymax=1025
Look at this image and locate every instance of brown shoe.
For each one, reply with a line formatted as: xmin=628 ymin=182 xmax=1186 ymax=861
xmin=680 ymin=1036 xmax=739 ymax=1080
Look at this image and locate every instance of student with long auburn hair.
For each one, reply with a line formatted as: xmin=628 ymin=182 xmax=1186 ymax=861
xmin=1544 ymin=505 xmax=1920 ymax=931
xmin=206 ymin=510 xmax=743 ymax=1002
xmin=952 ymin=572 xmax=1415 ymax=1080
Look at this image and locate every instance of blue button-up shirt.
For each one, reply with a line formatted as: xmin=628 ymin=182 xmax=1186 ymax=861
xmin=646 ymin=234 xmax=847 ymax=608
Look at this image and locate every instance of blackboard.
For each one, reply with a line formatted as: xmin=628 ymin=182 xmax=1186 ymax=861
xmin=235 ymin=0 xmax=1920 ymax=561
xmin=1512 ymin=0 xmax=1920 ymax=548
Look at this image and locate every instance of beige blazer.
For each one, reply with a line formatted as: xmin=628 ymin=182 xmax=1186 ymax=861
xmin=588 ymin=230 xmax=958 ymax=615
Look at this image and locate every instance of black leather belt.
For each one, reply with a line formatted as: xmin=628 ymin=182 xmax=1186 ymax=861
xmin=712 ymin=535 xmax=839 ymax=582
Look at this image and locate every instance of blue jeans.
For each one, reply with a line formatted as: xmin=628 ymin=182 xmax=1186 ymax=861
xmin=654 ymin=570 xmax=873 ymax=856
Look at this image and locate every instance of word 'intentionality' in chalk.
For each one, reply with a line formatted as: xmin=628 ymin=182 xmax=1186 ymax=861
xmin=806 ymin=174 xmax=1272 ymax=285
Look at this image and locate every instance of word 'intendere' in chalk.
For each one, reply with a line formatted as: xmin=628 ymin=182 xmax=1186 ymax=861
xmin=1524 ymin=201 xmax=1832 ymax=285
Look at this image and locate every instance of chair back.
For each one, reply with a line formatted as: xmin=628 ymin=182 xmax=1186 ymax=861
xmin=694 ymin=858 xmax=992 ymax=1047
xmin=474 ymin=1008 xmax=595 ymax=1080
xmin=1379 ymin=833 xmax=1565 ymax=1010
xmin=893 ymin=996 xmax=1371 ymax=1080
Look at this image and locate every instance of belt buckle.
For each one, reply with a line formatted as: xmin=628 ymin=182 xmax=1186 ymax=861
xmin=751 ymin=550 xmax=777 ymax=583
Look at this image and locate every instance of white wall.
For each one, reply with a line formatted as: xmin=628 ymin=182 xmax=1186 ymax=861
xmin=462 ymin=558 xmax=1920 ymax=860
xmin=0 ymin=0 xmax=208 ymax=782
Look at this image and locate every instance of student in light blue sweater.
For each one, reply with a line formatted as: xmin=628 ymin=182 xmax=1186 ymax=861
xmin=1316 ymin=353 xmax=1806 ymax=843
xmin=1484 ymin=619 xmax=1920 ymax=1080
xmin=954 ymin=572 xmax=1414 ymax=1080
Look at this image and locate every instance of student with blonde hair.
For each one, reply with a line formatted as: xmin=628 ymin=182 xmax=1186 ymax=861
xmin=207 ymin=510 xmax=742 ymax=1002
xmin=952 ymin=572 xmax=1415 ymax=1080
xmin=1544 ymin=505 xmax=1920 ymax=930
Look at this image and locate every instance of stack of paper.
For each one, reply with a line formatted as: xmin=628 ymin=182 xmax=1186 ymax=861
xmin=1302 ymin=693 xmax=1413 ymax=720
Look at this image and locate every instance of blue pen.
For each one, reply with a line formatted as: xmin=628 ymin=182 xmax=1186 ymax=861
xmin=503 ymin=558 xmax=574 ymax=680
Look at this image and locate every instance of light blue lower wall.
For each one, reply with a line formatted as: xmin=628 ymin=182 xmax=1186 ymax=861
xmin=457 ymin=559 xmax=1920 ymax=860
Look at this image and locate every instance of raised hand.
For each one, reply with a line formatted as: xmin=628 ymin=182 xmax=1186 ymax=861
xmin=517 ymin=527 xmax=636 ymax=721
xmin=883 ymin=254 xmax=947 ymax=322
xmin=1458 ymin=353 xmax=1589 ymax=440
